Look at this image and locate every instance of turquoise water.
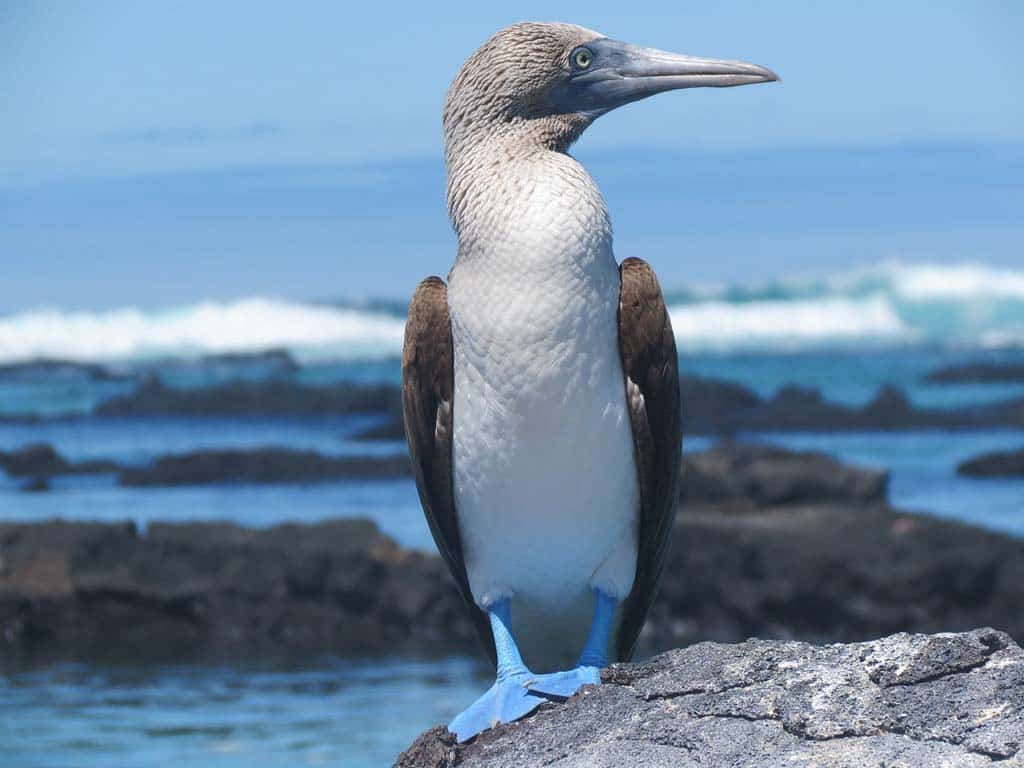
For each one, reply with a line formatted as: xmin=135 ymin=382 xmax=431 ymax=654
xmin=0 ymin=657 xmax=486 ymax=768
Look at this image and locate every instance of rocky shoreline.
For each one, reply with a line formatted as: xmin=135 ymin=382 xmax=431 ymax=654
xmin=5 ymin=362 xmax=1024 ymax=434
xmin=397 ymin=628 xmax=1024 ymax=767
xmin=925 ymin=360 xmax=1024 ymax=384
xmin=0 ymin=443 xmax=413 ymax=490
xmin=958 ymin=447 xmax=1024 ymax=477
xmin=96 ymin=377 xmax=404 ymax=419
xmin=2 ymin=443 xmax=1022 ymax=665
xmin=0 ymin=518 xmax=480 ymax=665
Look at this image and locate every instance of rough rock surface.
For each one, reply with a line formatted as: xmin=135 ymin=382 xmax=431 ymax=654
xmin=706 ymin=382 xmax=1024 ymax=433
xmin=0 ymin=519 xmax=478 ymax=664
xmin=2 ymin=444 xmax=1022 ymax=662
xmin=0 ymin=443 xmax=120 ymax=477
xmin=0 ymin=443 xmax=412 ymax=486
xmin=645 ymin=499 xmax=1024 ymax=653
xmin=118 ymin=447 xmax=412 ymax=486
xmin=95 ymin=378 xmax=403 ymax=418
xmin=926 ymin=361 xmax=1024 ymax=384
xmin=346 ymin=375 xmax=1024 ymax=440
xmin=679 ymin=442 xmax=888 ymax=507
xmin=351 ymin=418 xmax=409 ymax=441
xmin=958 ymin=448 xmax=1024 ymax=478
xmin=396 ymin=629 xmax=1024 ymax=767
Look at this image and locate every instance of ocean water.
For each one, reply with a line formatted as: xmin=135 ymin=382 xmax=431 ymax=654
xmin=0 ymin=657 xmax=486 ymax=768
xmin=1 ymin=260 xmax=1023 ymax=766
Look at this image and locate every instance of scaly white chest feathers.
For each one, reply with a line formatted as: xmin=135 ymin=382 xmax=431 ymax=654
xmin=446 ymin=144 xmax=639 ymax=669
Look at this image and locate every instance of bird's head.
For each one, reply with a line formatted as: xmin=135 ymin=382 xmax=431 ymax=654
xmin=444 ymin=22 xmax=778 ymax=155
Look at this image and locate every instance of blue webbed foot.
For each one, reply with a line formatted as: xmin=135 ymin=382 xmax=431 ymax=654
xmin=448 ymin=590 xmax=616 ymax=742
xmin=526 ymin=664 xmax=601 ymax=699
xmin=448 ymin=672 xmax=548 ymax=742
xmin=527 ymin=589 xmax=615 ymax=699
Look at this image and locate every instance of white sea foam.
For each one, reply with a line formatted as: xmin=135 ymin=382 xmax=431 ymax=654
xmin=0 ymin=297 xmax=406 ymax=363
xmin=824 ymin=261 xmax=1024 ymax=301
xmin=1 ymin=262 xmax=1022 ymax=362
xmin=669 ymin=295 xmax=911 ymax=350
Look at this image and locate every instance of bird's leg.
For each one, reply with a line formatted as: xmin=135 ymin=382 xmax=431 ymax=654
xmin=577 ymin=587 xmax=616 ymax=668
xmin=490 ymin=598 xmax=531 ymax=681
xmin=526 ymin=588 xmax=616 ymax=699
xmin=448 ymin=598 xmax=548 ymax=742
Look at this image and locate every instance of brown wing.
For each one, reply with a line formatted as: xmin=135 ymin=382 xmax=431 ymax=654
xmin=615 ymin=258 xmax=683 ymax=661
xmin=401 ymin=276 xmax=495 ymax=663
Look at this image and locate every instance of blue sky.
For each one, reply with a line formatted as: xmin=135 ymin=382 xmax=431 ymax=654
xmin=2 ymin=1 xmax=1022 ymax=310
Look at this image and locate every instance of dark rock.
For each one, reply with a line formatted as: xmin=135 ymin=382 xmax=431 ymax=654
xmin=680 ymin=442 xmax=888 ymax=507
xmin=745 ymin=383 xmax=919 ymax=431
xmin=351 ymin=418 xmax=407 ymax=441
xmin=397 ymin=629 xmax=1024 ymax=767
xmin=20 ymin=477 xmax=51 ymax=493
xmin=198 ymin=348 xmax=299 ymax=372
xmin=863 ymin=383 xmax=916 ymax=421
xmin=685 ymin=375 xmax=1024 ymax=434
xmin=88 ymin=370 xmax=1024 ymax=433
xmin=118 ymin=448 xmax=412 ymax=486
xmin=96 ymin=378 xmax=402 ymax=418
xmin=0 ymin=519 xmax=479 ymax=664
xmin=0 ymin=442 xmax=411 ymax=486
xmin=926 ymin=360 xmax=1024 ymax=384
xmin=125 ymin=348 xmax=301 ymax=380
xmin=958 ymin=447 xmax=1024 ymax=478
xmin=647 ymin=498 xmax=1024 ymax=654
xmin=0 ymin=358 xmax=124 ymax=382
xmin=72 ymin=458 xmax=122 ymax=474
xmin=0 ymin=444 xmax=71 ymax=476
xmin=679 ymin=375 xmax=761 ymax=435
xmin=3 ymin=445 xmax=1024 ymax=669
xmin=0 ymin=443 xmax=121 ymax=478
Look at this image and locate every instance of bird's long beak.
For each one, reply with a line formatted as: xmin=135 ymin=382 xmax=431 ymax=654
xmin=613 ymin=43 xmax=779 ymax=94
xmin=554 ymin=38 xmax=778 ymax=115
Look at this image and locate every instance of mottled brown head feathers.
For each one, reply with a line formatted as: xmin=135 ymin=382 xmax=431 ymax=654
xmin=443 ymin=23 xmax=602 ymax=157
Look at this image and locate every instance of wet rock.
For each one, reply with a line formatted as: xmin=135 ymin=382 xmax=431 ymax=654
xmin=20 ymin=477 xmax=51 ymax=493
xmin=681 ymin=376 xmax=1024 ymax=434
xmin=0 ymin=444 xmax=71 ymax=476
xmin=0 ymin=359 xmax=125 ymax=382
xmin=958 ymin=447 xmax=1024 ymax=478
xmin=647 ymin=498 xmax=1024 ymax=654
xmin=397 ymin=629 xmax=1024 ymax=767
xmin=351 ymin=418 xmax=407 ymax=441
xmin=123 ymin=348 xmax=301 ymax=380
xmin=0 ymin=442 xmax=409 ymax=486
xmin=195 ymin=348 xmax=300 ymax=372
xmin=0 ymin=519 xmax=478 ymax=664
xmin=118 ymin=448 xmax=412 ymax=486
xmin=88 ymin=372 xmax=1024 ymax=433
xmin=96 ymin=378 xmax=402 ymax=418
xmin=926 ymin=361 xmax=1024 ymax=384
xmin=679 ymin=375 xmax=762 ymax=435
xmin=0 ymin=443 xmax=121 ymax=478
xmin=680 ymin=442 xmax=887 ymax=507
xmin=2 ymin=445 xmax=1023 ymax=670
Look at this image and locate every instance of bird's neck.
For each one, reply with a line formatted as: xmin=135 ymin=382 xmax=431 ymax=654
xmin=445 ymin=113 xmax=590 ymax=228
xmin=445 ymin=131 xmax=612 ymax=274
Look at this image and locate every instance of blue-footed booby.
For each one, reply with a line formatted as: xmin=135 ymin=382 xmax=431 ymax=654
xmin=402 ymin=22 xmax=777 ymax=741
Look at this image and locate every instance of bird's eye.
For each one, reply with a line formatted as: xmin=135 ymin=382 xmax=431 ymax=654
xmin=572 ymin=47 xmax=593 ymax=70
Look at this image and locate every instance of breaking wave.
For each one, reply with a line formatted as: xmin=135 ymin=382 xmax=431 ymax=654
xmin=665 ymin=260 xmax=1024 ymax=351
xmin=1 ymin=261 xmax=1022 ymax=362
xmin=0 ymin=298 xmax=406 ymax=363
